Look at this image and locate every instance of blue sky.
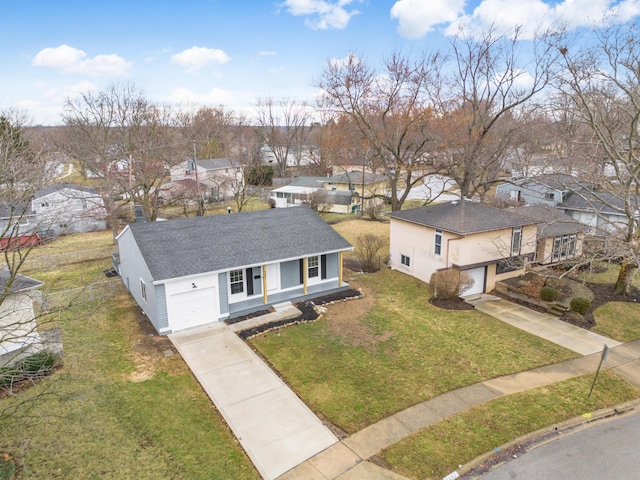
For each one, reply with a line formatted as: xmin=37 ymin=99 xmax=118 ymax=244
xmin=1 ymin=0 xmax=639 ymax=125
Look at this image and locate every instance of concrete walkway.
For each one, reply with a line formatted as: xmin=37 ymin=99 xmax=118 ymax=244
xmin=170 ymin=295 xmax=636 ymax=480
xmin=169 ymin=319 xmax=338 ymax=480
xmin=279 ymin=340 xmax=640 ymax=479
xmin=465 ymin=294 xmax=621 ymax=355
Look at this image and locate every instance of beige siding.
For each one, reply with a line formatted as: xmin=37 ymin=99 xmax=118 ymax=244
xmin=389 ymin=219 xmax=457 ymax=284
xmin=449 ymin=224 xmax=537 ymax=267
xmin=485 ymin=263 xmax=526 ymax=292
xmin=390 ymin=218 xmax=537 ymax=292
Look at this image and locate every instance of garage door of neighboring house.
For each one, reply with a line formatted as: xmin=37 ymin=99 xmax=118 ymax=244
xmin=169 ymin=287 xmax=217 ymax=331
xmin=462 ymin=267 xmax=486 ymax=296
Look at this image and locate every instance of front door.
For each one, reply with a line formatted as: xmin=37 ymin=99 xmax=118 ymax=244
xmin=266 ymin=263 xmax=279 ymax=292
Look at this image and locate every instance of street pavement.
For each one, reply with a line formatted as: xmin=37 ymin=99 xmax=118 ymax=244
xmin=481 ymin=410 xmax=640 ymax=480
xmin=169 ymin=293 xmax=639 ymax=480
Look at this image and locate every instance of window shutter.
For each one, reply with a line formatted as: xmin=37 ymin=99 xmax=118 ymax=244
xmin=246 ymin=268 xmax=254 ymax=295
xmin=321 ymin=255 xmax=327 ymax=279
xmin=299 ymin=259 xmax=304 ymax=284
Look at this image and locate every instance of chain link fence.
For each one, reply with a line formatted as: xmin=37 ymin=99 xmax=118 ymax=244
xmin=41 ymin=279 xmax=122 ymax=312
xmin=23 ymin=246 xmax=116 ymax=270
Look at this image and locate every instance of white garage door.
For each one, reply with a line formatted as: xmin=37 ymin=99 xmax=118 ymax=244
xmin=169 ymin=287 xmax=217 ymax=331
xmin=462 ymin=267 xmax=485 ymax=296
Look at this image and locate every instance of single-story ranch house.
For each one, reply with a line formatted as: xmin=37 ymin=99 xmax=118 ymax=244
xmin=115 ymin=207 xmax=353 ymax=334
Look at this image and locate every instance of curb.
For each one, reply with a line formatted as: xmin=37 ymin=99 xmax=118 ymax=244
xmin=456 ymin=398 xmax=640 ymax=479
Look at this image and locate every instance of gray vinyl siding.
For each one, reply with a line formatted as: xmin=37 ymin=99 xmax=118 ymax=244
xmin=324 ymin=253 xmax=338 ymax=278
xmin=116 ymin=227 xmax=158 ymax=328
xmin=218 ymin=272 xmax=229 ymax=315
xmin=155 ymin=284 xmax=169 ymax=332
xmin=281 ymin=259 xmax=302 ymax=288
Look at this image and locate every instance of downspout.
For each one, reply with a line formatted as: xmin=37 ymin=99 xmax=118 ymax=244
xmin=339 ymin=251 xmax=344 ymax=286
xmin=446 ymin=236 xmax=464 ymax=268
xmin=262 ymin=265 xmax=268 ymax=304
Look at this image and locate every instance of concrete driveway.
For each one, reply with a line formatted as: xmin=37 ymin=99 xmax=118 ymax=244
xmin=169 ymin=323 xmax=338 ymax=480
xmin=466 ymin=295 xmax=621 ymax=355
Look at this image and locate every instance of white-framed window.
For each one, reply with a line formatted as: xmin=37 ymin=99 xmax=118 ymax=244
xmin=511 ymin=227 xmax=522 ymax=255
xmin=434 ymin=229 xmax=442 ymax=255
xmin=401 ymin=254 xmax=410 ymax=267
xmin=308 ymin=256 xmax=319 ymax=278
xmin=230 ymin=269 xmax=244 ymax=294
xmin=552 ymin=234 xmax=577 ymax=261
xmin=140 ymin=279 xmax=147 ymax=303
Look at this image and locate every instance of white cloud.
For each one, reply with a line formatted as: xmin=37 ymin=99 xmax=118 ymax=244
xmin=391 ymin=0 xmax=465 ymax=38
xmin=169 ymin=87 xmax=233 ymax=105
xmin=171 ymin=47 xmax=230 ymax=74
xmin=32 ymin=44 xmax=131 ymax=76
xmin=328 ymin=53 xmax=360 ymax=68
xmin=259 ymin=51 xmax=277 ymax=57
xmin=390 ymin=0 xmax=640 ymax=40
xmin=281 ymin=0 xmax=362 ymax=29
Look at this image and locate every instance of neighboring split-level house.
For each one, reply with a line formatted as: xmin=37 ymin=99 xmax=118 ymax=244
xmin=511 ymin=205 xmax=589 ymax=265
xmin=115 ymin=207 xmax=353 ymax=334
xmin=388 ymin=201 xmax=538 ymax=296
xmin=169 ymin=158 xmax=243 ymax=201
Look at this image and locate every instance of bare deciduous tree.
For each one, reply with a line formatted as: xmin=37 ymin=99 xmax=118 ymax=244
xmin=431 ymin=26 xmax=557 ymax=200
xmin=553 ymin=22 xmax=640 ymax=294
xmin=254 ymin=97 xmax=312 ymax=177
xmin=62 ymin=83 xmax=183 ymax=229
xmin=317 ymin=52 xmax=442 ymax=211
xmin=0 ymin=111 xmax=62 ymax=418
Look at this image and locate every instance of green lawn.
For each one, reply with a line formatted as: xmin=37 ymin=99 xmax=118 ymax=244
xmin=250 ymin=269 xmax=578 ymax=433
xmin=576 ymin=261 xmax=640 ymax=288
xmin=382 ymin=371 xmax=639 ymax=480
xmin=592 ymin=302 xmax=640 ymax=342
xmin=1 ymin=232 xmax=259 ymax=479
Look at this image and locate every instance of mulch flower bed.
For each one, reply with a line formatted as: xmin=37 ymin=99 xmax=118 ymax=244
xmin=233 ymin=289 xmax=363 ymax=339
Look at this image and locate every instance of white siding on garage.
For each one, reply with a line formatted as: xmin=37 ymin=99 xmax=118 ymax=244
xmin=169 ymin=287 xmax=217 ymax=331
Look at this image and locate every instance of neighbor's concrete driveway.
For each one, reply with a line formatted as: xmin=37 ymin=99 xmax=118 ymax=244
xmin=466 ymin=295 xmax=621 ymax=355
xmin=169 ymin=323 xmax=338 ymax=480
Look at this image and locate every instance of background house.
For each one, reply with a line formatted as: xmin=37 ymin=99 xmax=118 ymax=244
xmin=0 ymin=270 xmax=44 ymax=364
xmin=558 ymin=191 xmax=639 ymax=236
xmin=0 ymin=201 xmax=40 ymax=248
xmin=271 ymin=172 xmax=388 ymax=214
xmin=388 ymin=201 xmax=538 ymax=296
xmin=169 ymin=157 xmax=243 ymax=201
xmin=32 ymin=183 xmax=107 ymax=236
xmin=494 ymin=174 xmax=585 ymax=206
xmin=115 ymin=207 xmax=353 ymax=334
xmin=511 ymin=205 xmax=588 ymax=264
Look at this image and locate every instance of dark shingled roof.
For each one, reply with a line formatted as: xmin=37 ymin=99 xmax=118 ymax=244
xmin=196 ymin=158 xmax=241 ymax=170
xmin=0 ymin=269 xmax=44 ymax=293
xmin=387 ymin=201 xmax=536 ymax=235
xmin=127 ymin=206 xmax=353 ymax=281
xmin=559 ymin=191 xmax=640 ymax=215
xmin=511 ymin=205 xmax=589 ymax=237
xmin=34 ymin=183 xmax=99 ymax=199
